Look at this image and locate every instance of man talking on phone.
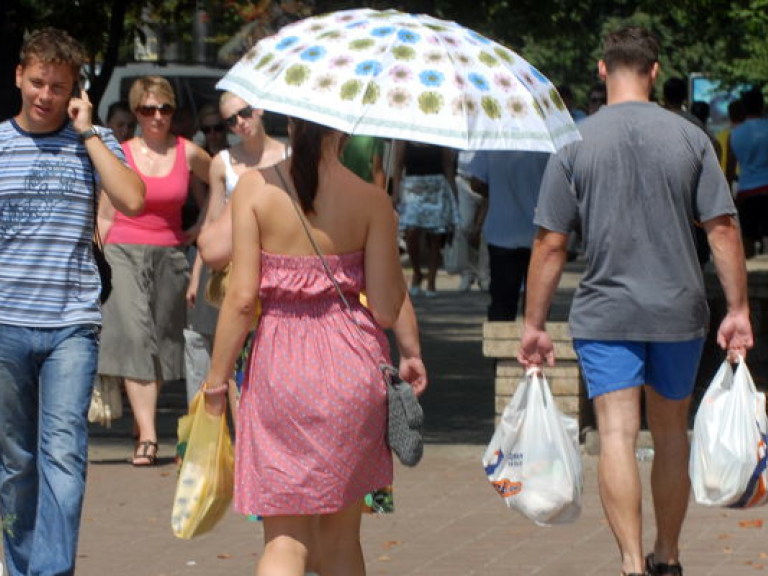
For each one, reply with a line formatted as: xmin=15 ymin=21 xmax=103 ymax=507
xmin=0 ymin=28 xmax=144 ymax=575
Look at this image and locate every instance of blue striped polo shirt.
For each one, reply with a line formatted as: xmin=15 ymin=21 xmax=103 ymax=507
xmin=0 ymin=119 xmax=124 ymax=327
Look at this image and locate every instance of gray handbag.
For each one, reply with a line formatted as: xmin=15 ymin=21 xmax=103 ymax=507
xmin=381 ymin=364 xmax=424 ymax=466
xmin=277 ymin=165 xmax=424 ymax=467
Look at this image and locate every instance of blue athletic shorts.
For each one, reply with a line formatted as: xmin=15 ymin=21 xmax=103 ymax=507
xmin=573 ymin=338 xmax=705 ymax=400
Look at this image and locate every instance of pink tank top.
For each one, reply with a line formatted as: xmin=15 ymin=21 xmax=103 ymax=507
xmin=107 ymin=136 xmax=190 ymax=246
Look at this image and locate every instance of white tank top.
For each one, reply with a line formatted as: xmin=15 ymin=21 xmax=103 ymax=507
xmin=220 ymin=146 xmax=291 ymax=200
xmin=219 ymin=149 xmax=239 ymax=200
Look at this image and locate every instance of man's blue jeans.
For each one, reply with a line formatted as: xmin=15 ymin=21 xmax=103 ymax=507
xmin=0 ymin=324 xmax=98 ymax=576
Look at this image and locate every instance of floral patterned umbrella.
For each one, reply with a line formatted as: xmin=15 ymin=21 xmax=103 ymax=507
xmin=217 ymin=8 xmax=580 ymax=151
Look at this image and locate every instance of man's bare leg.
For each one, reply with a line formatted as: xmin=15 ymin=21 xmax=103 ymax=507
xmin=644 ymin=385 xmax=691 ymax=567
xmin=594 ymin=386 xmax=644 ymax=574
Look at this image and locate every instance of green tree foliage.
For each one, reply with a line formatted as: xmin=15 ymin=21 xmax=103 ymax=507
xmin=1 ymin=0 xmax=765 ymax=121
xmin=471 ymin=0 xmax=760 ymax=110
xmin=725 ymin=0 xmax=768 ymax=86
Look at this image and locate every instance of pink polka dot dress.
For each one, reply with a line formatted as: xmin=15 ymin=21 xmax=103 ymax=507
xmin=234 ymin=250 xmax=393 ymax=516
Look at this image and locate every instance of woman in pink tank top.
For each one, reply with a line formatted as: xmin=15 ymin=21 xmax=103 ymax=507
xmin=97 ymin=76 xmax=211 ymax=466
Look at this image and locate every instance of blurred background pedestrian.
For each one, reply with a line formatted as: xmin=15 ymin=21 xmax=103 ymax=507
xmin=104 ymin=100 xmax=136 ymax=143
xmin=392 ymin=141 xmax=457 ymax=297
xmin=726 ymin=87 xmax=768 ymax=258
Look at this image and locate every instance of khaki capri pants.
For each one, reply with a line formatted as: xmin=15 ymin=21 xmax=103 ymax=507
xmin=98 ymin=243 xmax=189 ymax=382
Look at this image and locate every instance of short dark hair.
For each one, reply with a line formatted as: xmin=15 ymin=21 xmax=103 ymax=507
xmin=106 ymin=100 xmax=132 ymax=122
xmin=602 ymin=26 xmax=659 ymax=75
xmin=690 ymin=101 xmax=710 ymax=124
xmin=663 ymin=77 xmax=687 ymax=107
xmin=727 ymin=99 xmax=747 ymax=123
xmin=19 ymin=28 xmax=86 ymax=79
xmin=741 ymin=88 xmax=764 ymax=116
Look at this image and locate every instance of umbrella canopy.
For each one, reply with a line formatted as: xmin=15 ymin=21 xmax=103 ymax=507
xmin=217 ymin=8 xmax=580 ymax=152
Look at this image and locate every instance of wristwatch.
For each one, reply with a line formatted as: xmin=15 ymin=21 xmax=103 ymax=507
xmin=79 ymin=126 xmax=101 ymax=141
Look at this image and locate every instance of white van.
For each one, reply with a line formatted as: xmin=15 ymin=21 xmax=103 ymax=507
xmin=97 ymin=62 xmax=226 ymax=125
xmin=97 ymin=62 xmax=288 ymax=140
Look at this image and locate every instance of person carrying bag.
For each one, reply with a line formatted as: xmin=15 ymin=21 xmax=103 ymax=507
xmin=171 ymin=387 xmax=234 ymax=539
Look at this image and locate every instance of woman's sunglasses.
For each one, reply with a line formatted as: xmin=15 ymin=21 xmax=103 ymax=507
xmin=201 ymin=124 xmax=225 ymax=134
xmin=136 ymin=104 xmax=175 ymax=117
xmin=224 ymin=106 xmax=254 ymax=128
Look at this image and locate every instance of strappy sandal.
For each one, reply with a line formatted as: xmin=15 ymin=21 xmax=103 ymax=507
xmin=646 ymin=553 xmax=683 ymax=576
xmin=132 ymin=440 xmax=158 ymax=467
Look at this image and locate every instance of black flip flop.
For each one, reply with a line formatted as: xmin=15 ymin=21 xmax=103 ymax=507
xmin=646 ymin=553 xmax=683 ymax=576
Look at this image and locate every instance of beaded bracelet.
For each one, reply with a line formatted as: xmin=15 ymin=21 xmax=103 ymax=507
xmin=202 ymin=382 xmax=229 ymax=397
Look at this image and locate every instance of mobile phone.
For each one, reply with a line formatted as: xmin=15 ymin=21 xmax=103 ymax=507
xmin=72 ymin=81 xmax=82 ymax=99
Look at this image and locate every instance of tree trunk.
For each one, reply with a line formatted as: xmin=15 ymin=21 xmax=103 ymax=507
xmin=89 ymin=0 xmax=130 ymax=122
xmin=0 ymin=2 xmax=25 ymax=121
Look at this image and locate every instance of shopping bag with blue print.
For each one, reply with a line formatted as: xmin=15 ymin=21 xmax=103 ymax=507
xmin=482 ymin=368 xmax=582 ymax=525
xmin=690 ymin=357 xmax=768 ymax=508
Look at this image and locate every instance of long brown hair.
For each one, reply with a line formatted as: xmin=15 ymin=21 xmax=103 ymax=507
xmin=289 ymin=118 xmax=335 ymax=213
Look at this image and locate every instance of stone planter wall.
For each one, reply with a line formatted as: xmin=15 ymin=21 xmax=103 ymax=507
xmin=483 ymin=321 xmax=583 ymax=423
xmin=482 ymin=259 xmax=768 ymax=433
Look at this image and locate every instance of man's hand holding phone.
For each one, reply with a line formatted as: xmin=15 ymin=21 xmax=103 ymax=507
xmin=68 ymin=83 xmax=94 ymax=134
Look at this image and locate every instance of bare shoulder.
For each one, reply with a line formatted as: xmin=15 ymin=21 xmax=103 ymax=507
xmin=357 ymin=178 xmax=393 ymax=213
xmin=209 ymin=151 xmax=225 ymax=173
xmin=182 ymin=137 xmax=210 ymax=160
xmin=230 ymin=170 xmax=266 ymax=210
xmin=237 ymin=168 xmax=267 ymax=190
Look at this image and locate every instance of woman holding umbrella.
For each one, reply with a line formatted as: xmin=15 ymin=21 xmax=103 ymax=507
xmin=204 ymin=7 xmax=580 ymax=572
xmin=202 ymin=118 xmax=407 ymax=575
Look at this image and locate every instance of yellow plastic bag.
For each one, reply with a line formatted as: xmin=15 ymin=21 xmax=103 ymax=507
xmin=171 ymin=391 xmax=234 ymax=539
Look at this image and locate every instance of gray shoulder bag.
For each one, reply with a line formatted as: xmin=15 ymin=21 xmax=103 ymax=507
xmin=274 ymin=165 xmax=424 ymax=467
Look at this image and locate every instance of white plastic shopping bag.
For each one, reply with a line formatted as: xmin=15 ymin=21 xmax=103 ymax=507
xmin=690 ymin=357 xmax=768 ymax=508
xmin=442 ymin=234 xmax=466 ymax=275
xmin=482 ymin=368 xmax=583 ymax=525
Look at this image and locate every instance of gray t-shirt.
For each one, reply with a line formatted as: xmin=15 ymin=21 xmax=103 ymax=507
xmin=535 ymin=101 xmax=735 ymax=341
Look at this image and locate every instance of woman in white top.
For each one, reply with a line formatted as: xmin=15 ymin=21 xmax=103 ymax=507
xmin=195 ymin=93 xmax=287 ymax=270
xmin=187 ymin=94 xmax=288 ymax=417
xmin=188 ymin=93 xmax=286 ymax=306
xmin=209 ymin=93 xmax=286 ymax=216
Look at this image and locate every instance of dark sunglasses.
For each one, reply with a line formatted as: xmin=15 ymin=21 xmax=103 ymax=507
xmin=224 ymin=106 xmax=254 ymax=128
xmin=201 ymin=124 xmax=225 ymax=134
xmin=136 ymin=104 xmax=175 ymax=117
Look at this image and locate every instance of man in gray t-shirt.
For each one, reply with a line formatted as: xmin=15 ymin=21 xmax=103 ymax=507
xmin=518 ymin=26 xmax=752 ymax=576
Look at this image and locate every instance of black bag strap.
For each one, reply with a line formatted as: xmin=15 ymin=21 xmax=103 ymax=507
xmin=272 ymin=164 xmax=397 ymax=375
xmin=274 ymin=164 xmax=356 ymax=318
xmin=91 ymin=170 xmax=105 ymax=249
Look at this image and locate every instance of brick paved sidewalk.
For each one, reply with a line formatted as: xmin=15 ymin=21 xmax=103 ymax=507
xmin=3 ymin=267 xmax=767 ymax=574
xmin=74 ymin=441 xmax=768 ymax=576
